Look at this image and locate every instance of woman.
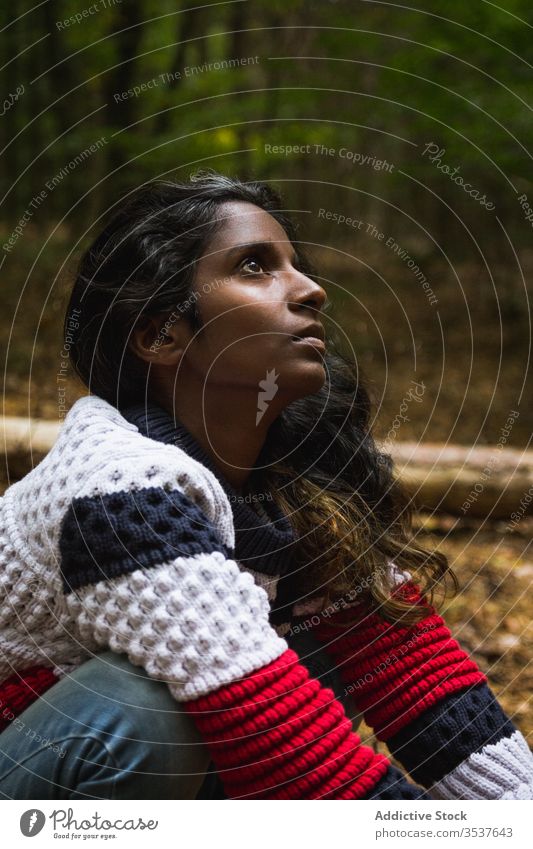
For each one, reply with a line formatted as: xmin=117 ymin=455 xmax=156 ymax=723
xmin=0 ymin=171 xmax=531 ymax=800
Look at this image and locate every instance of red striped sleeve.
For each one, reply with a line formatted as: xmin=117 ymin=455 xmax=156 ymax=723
xmin=184 ymin=647 xmax=392 ymax=799
xmin=0 ymin=666 xmax=58 ymax=732
xmin=311 ymin=582 xmax=487 ymax=740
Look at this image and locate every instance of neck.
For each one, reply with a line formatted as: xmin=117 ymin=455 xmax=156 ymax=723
xmin=155 ymin=381 xmax=286 ymax=491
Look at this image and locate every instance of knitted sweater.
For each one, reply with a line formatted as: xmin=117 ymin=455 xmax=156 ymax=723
xmin=0 ymin=395 xmax=531 ymax=799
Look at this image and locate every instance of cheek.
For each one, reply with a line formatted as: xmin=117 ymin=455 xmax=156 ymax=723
xmin=188 ymin=324 xmax=286 ymax=385
xmin=187 ymin=286 xmax=296 ymax=379
xmin=198 ymin=290 xmax=282 ymax=349
xmin=201 ymin=331 xmax=281 ymax=375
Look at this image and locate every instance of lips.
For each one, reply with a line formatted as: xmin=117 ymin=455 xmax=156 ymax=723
xmin=291 ymin=336 xmax=326 ymax=352
xmin=290 ymin=324 xmax=325 ymax=343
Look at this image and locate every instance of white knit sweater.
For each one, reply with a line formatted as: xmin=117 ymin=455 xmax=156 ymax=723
xmin=0 ymin=395 xmax=287 ymax=697
xmin=1 ymin=395 xmax=532 ymax=800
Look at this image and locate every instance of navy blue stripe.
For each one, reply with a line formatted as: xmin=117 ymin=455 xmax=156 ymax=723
xmin=120 ymin=403 xmax=297 ymax=576
xmin=362 ymin=764 xmax=428 ymax=799
xmin=59 ymin=486 xmax=233 ymax=593
xmin=387 ymin=683 xmax=516 ymax=786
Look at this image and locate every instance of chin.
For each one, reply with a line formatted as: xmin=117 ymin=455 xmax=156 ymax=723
xmin=288 ymin=362 xmax=327 ymax=399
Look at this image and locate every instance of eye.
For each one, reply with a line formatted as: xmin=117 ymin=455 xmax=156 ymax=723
xmin=239 ymin=256 xmax=266 ymax=275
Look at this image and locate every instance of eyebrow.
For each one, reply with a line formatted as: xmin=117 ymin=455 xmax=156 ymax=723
xmin=224 ymin=241 xmax=298 ymax=264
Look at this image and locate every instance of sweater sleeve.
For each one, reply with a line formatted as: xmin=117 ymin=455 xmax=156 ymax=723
xmin=58 ymin=480 xmax=428 ymax=799
xmin=311 ymin=579 xmax=533 ymax=799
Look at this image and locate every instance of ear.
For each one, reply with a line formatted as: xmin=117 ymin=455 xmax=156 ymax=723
xmin=128 ymin=313 xmax=184 ymax=366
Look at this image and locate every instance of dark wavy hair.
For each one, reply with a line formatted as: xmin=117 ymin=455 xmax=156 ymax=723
xmin=65 ymin=170 xmax=456 ymax=626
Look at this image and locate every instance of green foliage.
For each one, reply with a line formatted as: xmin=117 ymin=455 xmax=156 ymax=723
xmin=2 ymin=0 xmax=532 ymax=234
xmin=1 ymin=1 xmax=532 ymax=435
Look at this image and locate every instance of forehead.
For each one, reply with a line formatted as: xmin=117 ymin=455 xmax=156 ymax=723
xmin=206 ymin=201 xmax=291 ymax=251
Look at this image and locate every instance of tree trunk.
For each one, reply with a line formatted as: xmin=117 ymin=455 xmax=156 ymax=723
xmin=1 ymin=415 xmax=531 ymax=520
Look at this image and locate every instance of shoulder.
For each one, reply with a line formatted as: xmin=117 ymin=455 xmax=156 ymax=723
xmin=58 ymin=396 xmax=228 ymax=525
xmin=4 ymin=396 xmax=234 ymax=562
xmin=54 ymin=397 xmax=235 ymax=592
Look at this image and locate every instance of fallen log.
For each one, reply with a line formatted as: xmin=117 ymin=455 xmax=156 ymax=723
xmin=390 ymin=442 xmax=533 ymax=520
xmin=1 ymin=415 xmax=63 ymax=483
xmin=1 ymin=416 xmax=531 ymax=519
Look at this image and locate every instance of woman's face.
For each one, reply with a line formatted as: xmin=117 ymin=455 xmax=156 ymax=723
xmin=180 ymin=200 xmax=328 ymax=402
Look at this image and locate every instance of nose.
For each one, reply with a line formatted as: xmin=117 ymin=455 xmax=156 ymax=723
xmin=287 ymin=269 xmax=327 ymax=315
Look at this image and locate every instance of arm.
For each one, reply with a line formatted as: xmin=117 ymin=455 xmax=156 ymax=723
xmin=0 ymin=667 xmax=58 ymax=732
xmin=311 ymin=579 xmax=533 ymax=799
xmin=59 ymin=477 xmax=427 ymax=799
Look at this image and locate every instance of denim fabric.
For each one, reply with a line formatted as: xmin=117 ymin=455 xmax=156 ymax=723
xmin=0 ymin=629 xmax=359 ymax=799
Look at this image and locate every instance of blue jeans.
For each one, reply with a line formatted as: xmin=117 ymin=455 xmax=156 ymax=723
xmin=0 ymin=630 xmax=360 ymax=799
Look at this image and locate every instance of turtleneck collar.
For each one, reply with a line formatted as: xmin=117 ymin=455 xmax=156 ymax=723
xmin=120 ymin=403 xmax=297 ymax=577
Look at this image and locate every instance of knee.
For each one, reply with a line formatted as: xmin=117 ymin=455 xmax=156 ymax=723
xmin=54 ymin=651 xmax=211 ymax=798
